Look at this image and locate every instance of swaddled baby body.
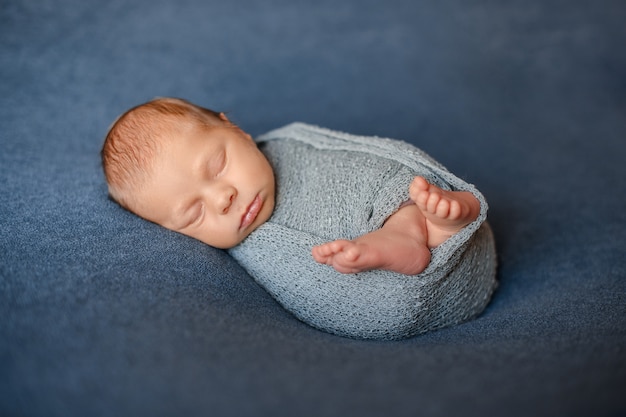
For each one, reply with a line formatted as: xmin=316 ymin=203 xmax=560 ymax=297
xmin=101 ymin=98 xmax=497 ymax=339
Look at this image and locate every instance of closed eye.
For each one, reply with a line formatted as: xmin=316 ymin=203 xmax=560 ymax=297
xmin=183 ymin=203 xmax=204 ymax=230
xmin=210 ymin=149 xmax=227 ymax=178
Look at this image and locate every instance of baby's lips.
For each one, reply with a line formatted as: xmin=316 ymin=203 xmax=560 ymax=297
xmin=240 ymin=194 xmax=262 ymax=230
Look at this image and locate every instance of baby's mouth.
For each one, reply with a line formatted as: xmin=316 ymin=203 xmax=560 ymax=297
xmin=240 ymin=194 xmax=262 ymax=230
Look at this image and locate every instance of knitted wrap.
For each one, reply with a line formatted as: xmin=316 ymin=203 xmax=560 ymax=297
xmin=229 ymin=123 xmax=497 ymax=340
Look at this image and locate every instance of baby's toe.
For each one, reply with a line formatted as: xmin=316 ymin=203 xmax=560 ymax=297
xmin=435 ymin=198 xmax=451 ymax=218
xmin=343 ymin=245 xmax=361 ymax=262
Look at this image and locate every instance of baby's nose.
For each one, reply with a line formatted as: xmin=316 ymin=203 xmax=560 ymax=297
xmin=219 ymin=187 xmax=237 ymax=214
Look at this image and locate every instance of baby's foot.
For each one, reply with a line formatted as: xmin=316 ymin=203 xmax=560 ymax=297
xmin=409 ymin=176 xmax=480 ymax=248
xmin=312 ymin=240 xmax=373 ymax=274
xmin=312 ymin=227 xmax=432 ymax=275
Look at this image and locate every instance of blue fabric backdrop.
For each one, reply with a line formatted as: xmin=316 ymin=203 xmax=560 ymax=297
xmin=1 ymin=1 xmax=625 ymax=416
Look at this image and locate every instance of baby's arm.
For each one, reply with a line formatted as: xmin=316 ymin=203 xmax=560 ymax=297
xmin=311 ymin=177 xmax=480 ymax=275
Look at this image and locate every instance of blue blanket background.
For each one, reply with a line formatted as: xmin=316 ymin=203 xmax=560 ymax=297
xmin=1 ymin=1 xmax=624 ymax=416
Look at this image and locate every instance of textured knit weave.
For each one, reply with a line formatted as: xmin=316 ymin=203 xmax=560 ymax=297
xmin=229 ymin=123 xmax=497 ymax=340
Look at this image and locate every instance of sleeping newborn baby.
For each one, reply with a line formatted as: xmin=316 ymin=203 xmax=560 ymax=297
xmin=102 ymin=97 xmax=497 ymax=340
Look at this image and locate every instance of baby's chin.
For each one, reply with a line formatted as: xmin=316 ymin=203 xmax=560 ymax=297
xmin=232 ymin=208 xmax=273 ymax=246
xmin=239 ymin=194 xmax=275 ymax=240
xmin=199 ymin=222 xmax=265 ymax=249
xmin=197 ymin=197 xmax=275 ymax=249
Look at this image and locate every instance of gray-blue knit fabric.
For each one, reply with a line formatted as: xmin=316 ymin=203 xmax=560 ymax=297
xmin=228 ymin=123 xmax=497 ymax=340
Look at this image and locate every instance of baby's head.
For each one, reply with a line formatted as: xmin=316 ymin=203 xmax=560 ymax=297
xmin=102 ymin=97 xmax=275 ymax=248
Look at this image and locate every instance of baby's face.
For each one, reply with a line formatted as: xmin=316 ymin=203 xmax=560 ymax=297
xmin=134 ymin=125 xmax=275 ymax=248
